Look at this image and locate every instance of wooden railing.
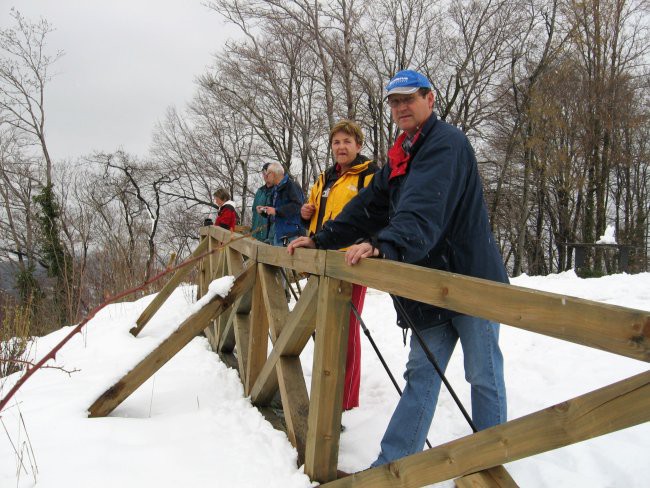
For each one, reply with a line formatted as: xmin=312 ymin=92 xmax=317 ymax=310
xmin=87 ymin=226 xmax=650 ymax=487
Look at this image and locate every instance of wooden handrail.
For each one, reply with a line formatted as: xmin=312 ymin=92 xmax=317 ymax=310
xmin=325 ymin=251 xmax=650 ymax=362
xmin=206 ymin=226 xmax=650 ymax=363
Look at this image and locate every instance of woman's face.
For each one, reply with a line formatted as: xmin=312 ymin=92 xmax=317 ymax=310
xmin=331 ymin=131 xmax=362 ymax=167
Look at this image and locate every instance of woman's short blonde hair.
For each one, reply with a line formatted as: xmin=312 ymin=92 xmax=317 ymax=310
xmin=329 ymin=120 xmax=364 ymax=146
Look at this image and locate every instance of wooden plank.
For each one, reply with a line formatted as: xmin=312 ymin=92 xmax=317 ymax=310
xmin=218 ymin=310 xmax=237 ymax=353
xmin=258 ymin=406 xmax=287 ymax=436
xmin=209 ymin=236 xmax=223 ymax=279
xmin=217 ymin=248 xmax=248 ymax=354
xmin=455 ymin=466 xmax=519 ymax=488
xmin=258 ymin=264 xmax=290 ymax=341
xmin=196 ymin=240 xmax=208 ymax=301
xmin=321 ymin=370 xmax=650 ymax=488
xmin=213 ymin=247 xmax=229 ymax=347
xmin=131 ymin=237 xmax=209 ymax=336
xmin=277 ymin=356 xmax=309 ymax=466
xmin=250 ymin=276 xmax=319 ymax=404
xmin=304 ymin=277 xmax=353 ymax=483
xmin=257 ymin=243 xmax=326 ymax=275
xmin=233 ymin=313 xmax=251 ymax=381
xmin=207 ymin=225 xmax=259 ymax=259
xmin=324 ymin=251 xmax=650 ymax=362
xmin=204 ymin=322 xmax=218 ymax=351
xmin=258 ymin=264 xmax=311 ymax=465
xmin=88 ymin=262 xmax=256 ymax=417
xmin=218 ymin=351 xmax=239 ymax=372
xmin=206 ymin=244 xmax=225 ymax=345
xmin=222 ymin=247 xmax=251 ymax=370
xmin=227 ymin=248 xmax=252 ymax=313
xmin=245 ymin=277 xmax=269 ymax=395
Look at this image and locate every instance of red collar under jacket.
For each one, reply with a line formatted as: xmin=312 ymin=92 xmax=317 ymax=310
xmin=387 ymin=130 xmax=422 ymax=180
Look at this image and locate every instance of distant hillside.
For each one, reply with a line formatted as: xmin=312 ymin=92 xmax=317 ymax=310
xmin=0 ymin=260 xmax=50 ymax=298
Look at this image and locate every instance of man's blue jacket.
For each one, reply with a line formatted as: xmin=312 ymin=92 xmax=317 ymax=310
xmin=272 ymin=174 xmax=305 ymax=241
xmin=313 ymin=113 xmax=508 ymax=329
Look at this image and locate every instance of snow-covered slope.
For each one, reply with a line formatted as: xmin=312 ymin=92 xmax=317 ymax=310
xmin=1 ymin=271 xmax=648 ymax=487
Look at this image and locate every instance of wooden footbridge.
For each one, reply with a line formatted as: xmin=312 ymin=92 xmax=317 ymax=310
xmin=88 ymin=225 xmax=650 ymax=487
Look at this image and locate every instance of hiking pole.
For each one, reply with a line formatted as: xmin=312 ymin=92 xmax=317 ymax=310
xmin=393 ymin=298 xmax=478 ymax=434
xmin=279 ymin=267 xmax=300 ymax=302
xmin=350 ymin=302 xmax=433 ymax=449
xmin=279 ymin=236 xmax=301 ymax=301
xmin=290 ymin=269 xmax=303 ymax=294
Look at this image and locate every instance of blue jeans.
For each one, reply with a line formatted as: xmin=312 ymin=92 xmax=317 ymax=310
xmin=371 ymin=314 xmax=507 ymax=467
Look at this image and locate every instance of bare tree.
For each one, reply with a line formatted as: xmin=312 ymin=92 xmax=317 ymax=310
xmin=0 ymin=127 xmax=40 ymax=271
xmin=0 ymin=9 xmax=62 ymax=187
xmin=95 ymin=151 xmax=171 ymax=282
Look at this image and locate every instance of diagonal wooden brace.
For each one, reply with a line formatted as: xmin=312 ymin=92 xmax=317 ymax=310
xmin=320 ymin=370 xmax=650 ymax=487
xmin=88 ymin=261 xmax=256 ymax=417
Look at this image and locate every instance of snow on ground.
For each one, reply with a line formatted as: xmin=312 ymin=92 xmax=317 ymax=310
xmin=1 ymin=271 xmax=648 ymax=487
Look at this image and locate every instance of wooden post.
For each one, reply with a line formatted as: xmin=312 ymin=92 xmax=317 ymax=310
xmin=216 ymin=237 xmax=230 ymax=338
xmin=218 ymin=248 xmax=247 ymax=353
xmin=203 ymin=242 xmax=224 ymax=350
xmin=233 ymin=313 xmax=251 ymax=381
xmin=226 ymin=248 xmax=252 ymax=378
xmin=304 ymin=277 xmax=352 ymax=483
xmin=250 ymin=276 xmax=319 ymax=404
xmin=258 ymin=264 xmax=311 ymax=464
xmin=245 ymin=275 xmax=269 ymax=395
xmin=197 ymin=236 xmax=209 ymax=301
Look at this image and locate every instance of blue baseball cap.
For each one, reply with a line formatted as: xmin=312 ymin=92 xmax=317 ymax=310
xmin=385 ymin=70 xmax=432 ymax=97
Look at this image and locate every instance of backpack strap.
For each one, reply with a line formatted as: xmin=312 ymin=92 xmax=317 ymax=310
xmin=357 ymin=161 xmax=379 ymax=191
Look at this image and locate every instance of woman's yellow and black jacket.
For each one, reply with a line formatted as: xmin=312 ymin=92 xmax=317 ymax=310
xmin=306 ymin=154 xmax=378 ymax=236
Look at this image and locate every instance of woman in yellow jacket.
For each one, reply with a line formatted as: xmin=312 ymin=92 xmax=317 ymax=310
xmin=301 ymin=120 xmax=377 ymax=410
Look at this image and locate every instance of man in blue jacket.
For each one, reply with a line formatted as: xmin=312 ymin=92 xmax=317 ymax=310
xmin=251 ymin=163 xmax=275 ymax=242
xmin=288 ymin=70 xmax=507 ymax=467
xmin=257 ymin=162 xmax=304 ymax=246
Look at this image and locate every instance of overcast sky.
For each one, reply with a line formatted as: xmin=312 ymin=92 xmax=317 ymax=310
xmin=1 ymin=1 xmax=237 ymax=160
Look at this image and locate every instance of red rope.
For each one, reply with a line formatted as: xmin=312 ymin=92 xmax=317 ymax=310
xmin=0 ymin=231 xmax=251 ymax=413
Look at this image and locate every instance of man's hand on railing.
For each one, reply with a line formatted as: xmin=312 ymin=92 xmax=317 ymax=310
xmin=345 ymin=242 xmax=379 ymax=265
xmin=287 ymin=236 xmax=316 ymax=255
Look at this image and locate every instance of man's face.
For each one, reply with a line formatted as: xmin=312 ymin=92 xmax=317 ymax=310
xmin=266 ymin=170 xmax=282 ymax=186
xmin=388 ymin=90 xmax=434 ymax=136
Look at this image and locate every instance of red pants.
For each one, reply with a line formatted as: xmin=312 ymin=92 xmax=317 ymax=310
xmin=343 ymin=284 xmax=366 ymax=410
